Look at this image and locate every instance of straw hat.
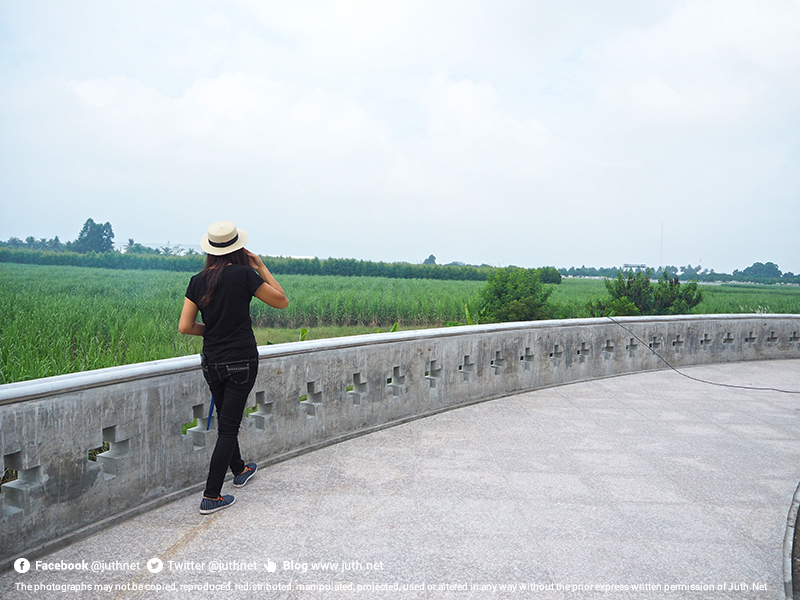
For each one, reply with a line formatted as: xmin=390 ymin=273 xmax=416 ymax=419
xmin=200 ymin=221 xmax=249 ymax=256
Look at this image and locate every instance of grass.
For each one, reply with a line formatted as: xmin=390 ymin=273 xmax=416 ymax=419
xmin=0 ymin=263 xmax=479 ymax=384
xmin=549 ymin=278 xmax=606 ymax=318
xmin=1 ymin=263 xmax=798 ymax=385
xmin=549 ymin=278 xmax=800 ymax=317
xmin=254 ymin=323 xmax=438 ymax=345
xmin=0 ymin=263 xmax=203 ymax=384
xmin=87 ymin=442 xmax=110 ymax=462
xmin=249 ymin=275 xmax=482 ymax=328
xmin=695 ymin=283 xmax=800 ymax=314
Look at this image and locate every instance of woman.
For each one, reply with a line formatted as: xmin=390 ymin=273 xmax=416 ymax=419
xmin=179 ymin=221 xmax=288 ymax=514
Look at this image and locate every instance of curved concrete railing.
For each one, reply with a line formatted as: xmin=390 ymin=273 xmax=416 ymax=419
xmin=1 ymin=314 xmax=799 ymax=569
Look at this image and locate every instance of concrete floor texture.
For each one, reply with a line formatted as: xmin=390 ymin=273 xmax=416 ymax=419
xmin=2 ymin=359 xmax=799 ymax=600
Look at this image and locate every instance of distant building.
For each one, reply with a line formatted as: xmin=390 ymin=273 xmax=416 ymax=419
xmin=622 ymin=264 xmax=648 ymax=272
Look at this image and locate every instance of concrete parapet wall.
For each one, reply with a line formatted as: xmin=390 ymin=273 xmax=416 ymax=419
xmin=1 ymin=314 xmax=799 ymax=566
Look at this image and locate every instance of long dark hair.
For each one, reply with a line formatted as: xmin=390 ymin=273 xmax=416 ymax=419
xmin=199 ymin=248 xmax=249 ymax=307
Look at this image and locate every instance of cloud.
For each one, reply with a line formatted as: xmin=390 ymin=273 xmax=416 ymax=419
xmin=595 ymin=0 xmax=800 ymax=125
xmin=59 ymin=72 xmax=394 ymax=183
xmin=0 ymin=0 xmax=798 ymax=271
xmin=598 ymin=76 xmax=753 ymax=124
xmin=36 ymin=69 xmax=565 ymax=209
xmin=391 ymin=74 xmax=563 ymax=208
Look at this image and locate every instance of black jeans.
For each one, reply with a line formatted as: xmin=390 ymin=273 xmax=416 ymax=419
xmin=201 ymin=356 xmax=258 ymax=498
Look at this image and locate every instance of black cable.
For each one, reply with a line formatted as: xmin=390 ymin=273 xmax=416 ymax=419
xmin=605 ymin=316 xmax=800 ymax=395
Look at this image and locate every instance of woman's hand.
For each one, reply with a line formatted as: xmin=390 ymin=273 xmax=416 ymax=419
xmin=244 ymin=248 xmax=289 ymax=309
xmin=245 ymin=248 xmax=265 ymax=270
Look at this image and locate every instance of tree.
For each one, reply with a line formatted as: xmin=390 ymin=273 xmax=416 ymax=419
xmin=536 ymin=266 xmax=562 ymax=284
xmin=680 ymin=264 xmax=702 ymax=279
xmin=652 ymin=271 xmax=703 ymax=314
xmin=124 ymin=238 xmax=159 ymax=254
xmin=72 ymin=219 xmax=115 ymax=253
xmin=423 ymin=254 xmax=436 ymax=265
xmin=589 ymin=270 xmax=653 ymax=316
xmin=1 ymin=236 xmax=63 ymax=251
xmin=588 ymin=269 xmax=702 ymax=317
xmin=45 ymin=236 xmax=64 ymax=252
xmin=735 ymin=261 xmax=782 ymax=279
xmin=158 ymin=244 xmax=182 ymax=256
xmin=656 ymin=265 xmax=679 ymax=277
xmin=477 ymin=267 xmax=554 ymax=323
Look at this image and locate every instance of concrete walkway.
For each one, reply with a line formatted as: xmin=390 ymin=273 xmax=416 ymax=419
xmin=3 ymin=359 xmax=800 ymax=599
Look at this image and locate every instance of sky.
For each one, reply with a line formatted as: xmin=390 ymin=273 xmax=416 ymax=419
xmin=1 ymin=0 xmax=798 ymax=273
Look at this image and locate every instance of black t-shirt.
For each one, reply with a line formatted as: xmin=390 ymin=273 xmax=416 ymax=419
xmin=185 ymin=264 xmax=265 ymax=364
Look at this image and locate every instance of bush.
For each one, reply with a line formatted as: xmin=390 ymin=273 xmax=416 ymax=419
xmin=653 ymin=272 xmax=703 ymax=314
xmin=588 ymin=269 xmax=702 ymax=316
xmin=477 ymin=267 xmax=555 ymax=323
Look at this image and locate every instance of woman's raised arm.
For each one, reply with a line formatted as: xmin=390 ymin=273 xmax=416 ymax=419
xmin=246 ymin=249 xmax=289 ymax=309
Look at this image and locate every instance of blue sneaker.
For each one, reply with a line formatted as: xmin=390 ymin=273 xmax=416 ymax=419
xmin=233 ymin=463 xmax=257 ymax=488
xmin=200 ymin=494 xmax=235 ymax=515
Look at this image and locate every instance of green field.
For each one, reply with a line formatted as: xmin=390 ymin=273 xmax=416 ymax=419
xmin=0 ymin=264 xmax=201 ymax=384
xmin=0 ymin=264 xmax=481 ymax=384
xmin=694 ymin=283 xmax=800 ymax=314
xmin=550 ymin=278 xmax=800 ymax=317
xmin=249 ymin=275 xmax=482 ymax=328
xmin=1 ymin=263 xmax=798 ymax=384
